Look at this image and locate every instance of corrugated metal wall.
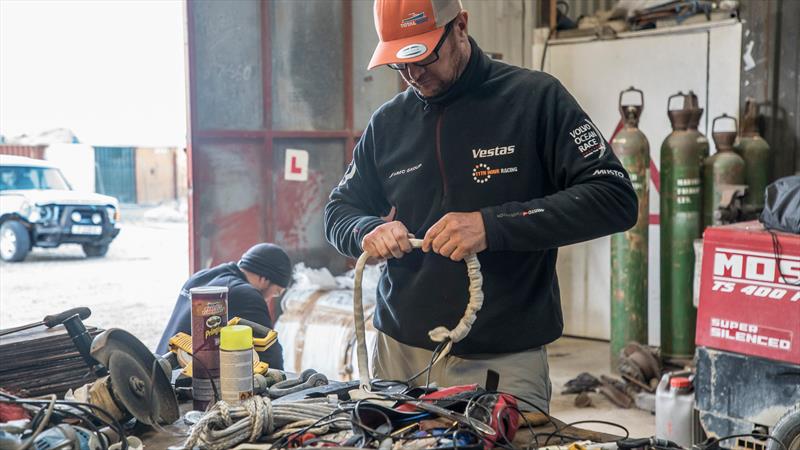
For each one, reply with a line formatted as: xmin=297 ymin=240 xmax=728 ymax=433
xmin=565 ymin=0 xmax=617 ymax=20
xmin=135 ymin=148 xmax=178 ymax=205
xmin=0 ymin=145 xmax=46 ymax=160
xmin=94 ymin=146 xmax=136 ymax=203
xmin=462 ymin=0 xmax=536 ymax=68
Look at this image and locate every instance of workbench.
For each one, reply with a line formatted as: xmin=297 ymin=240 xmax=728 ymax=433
xmin=139 ymin=407 xmax=622 ymax=449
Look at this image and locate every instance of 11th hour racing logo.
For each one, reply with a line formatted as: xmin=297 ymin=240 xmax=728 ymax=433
xmin=472 ymin=163 xmax=518 ymax=184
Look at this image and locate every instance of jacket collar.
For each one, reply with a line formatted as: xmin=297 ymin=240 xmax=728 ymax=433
xmin=415 ymin=36 xmax=489 ymax=107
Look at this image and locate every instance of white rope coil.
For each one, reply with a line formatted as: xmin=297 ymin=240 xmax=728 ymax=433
xmin=182 ymin=396 xmax=341 ymax=450
xmin=354 ymin=238 xmax=484 ymax=390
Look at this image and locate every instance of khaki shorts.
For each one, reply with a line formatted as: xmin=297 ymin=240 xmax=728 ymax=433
xmin=371 ymin=331 xmax=552 ymax=413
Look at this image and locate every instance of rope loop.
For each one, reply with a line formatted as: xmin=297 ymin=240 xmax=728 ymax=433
xmin=353 ymin=238 xmax=484 ymax=389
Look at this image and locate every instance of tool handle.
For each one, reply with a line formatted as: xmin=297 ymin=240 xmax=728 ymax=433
xmin=43 ymin=307 xmax=91 ymax=328
xmin=231 ymin=317 xmax=271 ymax=338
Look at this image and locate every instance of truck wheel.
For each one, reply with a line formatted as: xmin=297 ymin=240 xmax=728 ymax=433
xmin=0 ymin=221 xmax=31 ymax=262
xmin=769 ymin=404 xmax=800 ymax=450
xmin=82 ymin=243 xmax=109 ymax=258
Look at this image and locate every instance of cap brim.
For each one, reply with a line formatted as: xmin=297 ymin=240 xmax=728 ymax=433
xmin=367 ymin=26 xmax=446 ymax=70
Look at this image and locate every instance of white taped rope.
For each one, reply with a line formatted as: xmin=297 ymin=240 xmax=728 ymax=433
xmin=354 ymin=238 xmax=483 ymax=390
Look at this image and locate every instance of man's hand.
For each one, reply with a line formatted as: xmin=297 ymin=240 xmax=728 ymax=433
xmin=422 ymin=212 xmax=487 ymax=261
xmin=361 ymin=221 xmax=414 ymax=261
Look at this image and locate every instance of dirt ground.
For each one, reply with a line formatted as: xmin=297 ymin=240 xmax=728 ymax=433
xmin=0 ymin=208 xmax=188 ymax=350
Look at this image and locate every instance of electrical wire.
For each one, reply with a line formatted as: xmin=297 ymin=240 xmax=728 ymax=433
xmin=0 ymin=392 xmax=128 ymax=450
xmin=3 ymin=395 xmax=110 ymax=450
xmin=190 ymin=343 xmax=221 ymax=406
xmin=424 ymin=340 xmax=448 ymax=390
xmin=18 ymin=394 xmax=56 ymax=450
xmin=768 ymin=230 xmax=800 ymax=286
xmin=351 ymin=399 xmax=393 ymax=446
xmin=53 ymin=400 xmax=128 ymax=450
xmin=543 ymin=420 xmax=630 ymax=447
xmin=494 ymin=392 xmax=561 ymax=440
xmin=268 ymin=407 xmax=349 ymax=449
xmin=464 ymin=397 xmax=516 ymax=450
xmin=707 ymin=433 xmax=789 ymax=450
xmin=460 ymin=391 xmax=553 ymax=450
xmin=370 ymin=339 xmax=451 ymax=392
xmin=54 ymin=408 xmax=108 ymax=450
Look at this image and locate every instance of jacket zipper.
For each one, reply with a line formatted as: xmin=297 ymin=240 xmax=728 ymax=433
xmin=435 ymin=109 xmax=449 ymax=203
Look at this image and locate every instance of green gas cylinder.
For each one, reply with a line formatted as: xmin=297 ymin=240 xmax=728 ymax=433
xmin=610 ymin=87 xmax=649 ymax=363
xmin=660 ymin=91 xmax=703 ymax=360
xmin=703 ymin=114 xmax=746 ymax=227
xmin=733 ymin=99 xmax=771 ymax=217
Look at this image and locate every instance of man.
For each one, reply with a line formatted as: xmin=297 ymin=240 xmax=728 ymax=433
xmin=156 ymin=243 xmax=291 ymax=370
xmin=324 ymin=0 xmax=637 ymax=411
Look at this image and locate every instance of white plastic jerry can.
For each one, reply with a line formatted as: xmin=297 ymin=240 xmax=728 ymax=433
xmin=655 ymin=373 xmax=695 ymax=449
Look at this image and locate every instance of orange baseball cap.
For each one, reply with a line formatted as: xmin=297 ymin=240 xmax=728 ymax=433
xmin=368 ymin=0 xmax=463 ymax=70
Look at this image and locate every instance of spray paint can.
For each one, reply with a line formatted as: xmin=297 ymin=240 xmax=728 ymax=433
xmin=220 ymin=325 xmax=254 ymax=404
xmin=191 ymin=286 xmax=228 ymax=410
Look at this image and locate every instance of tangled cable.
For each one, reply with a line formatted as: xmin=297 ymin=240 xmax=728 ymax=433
xmin=353 ymin=238 xmax=484 ymax=390
xmin=182 ymin=396 xmax=343 ymax=450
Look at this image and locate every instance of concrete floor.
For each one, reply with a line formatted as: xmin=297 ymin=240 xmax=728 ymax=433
xmin=548 ymin=336 xmax=655 ymax=438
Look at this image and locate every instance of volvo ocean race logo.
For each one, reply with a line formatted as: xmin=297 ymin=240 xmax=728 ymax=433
xmin=570 ymin=119 xmax=607 ymax=159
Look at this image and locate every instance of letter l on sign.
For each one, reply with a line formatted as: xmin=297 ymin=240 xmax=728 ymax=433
xmin=284 ymin=149 xmax=309 ymax=181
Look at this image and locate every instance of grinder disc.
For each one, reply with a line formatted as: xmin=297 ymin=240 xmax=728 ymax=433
xmin=91 ymin=329 xmax=179 ymax=425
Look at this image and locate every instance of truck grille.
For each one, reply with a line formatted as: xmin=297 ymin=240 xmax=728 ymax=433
xmin=60 ymin=206 xmax=107 ymax=226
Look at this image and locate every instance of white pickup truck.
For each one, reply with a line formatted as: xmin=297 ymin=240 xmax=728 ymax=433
xmin=0 ymin=155 xmax=121 ymax=262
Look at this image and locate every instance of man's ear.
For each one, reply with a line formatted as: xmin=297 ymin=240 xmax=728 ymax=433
xmin=456 ymin=11 xmax=469 ymax=35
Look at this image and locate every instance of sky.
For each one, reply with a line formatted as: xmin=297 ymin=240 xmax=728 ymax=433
xmin=0 ymin=0 xmax=186 ymax=147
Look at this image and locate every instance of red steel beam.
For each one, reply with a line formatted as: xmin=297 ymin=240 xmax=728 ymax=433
xmin=270 ymin=130 xmax=353 ymax=139
xmin=261 ymin=1 xmax=275 ymax=242
xmin=196 ymin=130 xmax=268 ymax=140
xmin=196 ymin=130 xmax=356 ymax=140
xmin=343 ymin=0 xmax=355 ymax=163
xmin=185 ymin=0 xmax=202 ymax=274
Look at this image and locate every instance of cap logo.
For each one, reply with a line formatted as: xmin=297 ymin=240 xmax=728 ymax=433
xmin=401 ymin=11 xmax=429 ymax=28
xmin=396 ymin=43 xmax=427 ymax=59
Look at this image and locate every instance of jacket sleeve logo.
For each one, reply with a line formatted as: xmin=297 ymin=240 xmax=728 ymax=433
xmin=338 ymin=161 xmax=357 ymax=187
xmin=570 ymin=119 xmax=607 ymax=159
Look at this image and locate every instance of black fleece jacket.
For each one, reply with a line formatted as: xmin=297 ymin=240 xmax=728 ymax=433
xmin=156 ymin=262 xmax=284 ymax=369
xmin=325 ymin=38 xmax=637 ymax=355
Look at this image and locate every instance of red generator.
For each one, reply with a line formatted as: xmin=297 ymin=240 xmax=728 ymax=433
xmin=695 ymin=221 xmax=800 ymax=450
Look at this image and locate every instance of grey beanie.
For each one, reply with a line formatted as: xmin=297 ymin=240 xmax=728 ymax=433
xmin=239 ymin=243 xmax=292 ymax=287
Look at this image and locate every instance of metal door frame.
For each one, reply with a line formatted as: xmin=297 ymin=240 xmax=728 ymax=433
xmin=185 ymin=0 xmax=358 ymax=272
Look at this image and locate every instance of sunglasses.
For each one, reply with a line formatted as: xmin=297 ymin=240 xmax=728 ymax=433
xmin=388 ymin=20 xmax=454 ymax=71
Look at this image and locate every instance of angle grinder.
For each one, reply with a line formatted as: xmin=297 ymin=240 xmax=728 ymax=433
xmin=70 ymin=328 xmax=180 ymax=426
